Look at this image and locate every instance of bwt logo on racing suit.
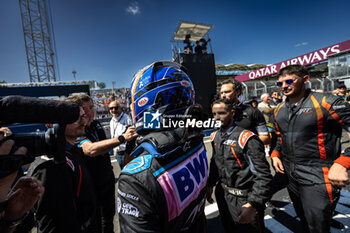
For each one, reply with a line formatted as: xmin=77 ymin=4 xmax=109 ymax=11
xmin=156 ymin=145 xmax=208 ymax=221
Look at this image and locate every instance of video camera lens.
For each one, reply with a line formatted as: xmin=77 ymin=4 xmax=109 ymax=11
xmin=10 ymin=124 xmax=60 ymax=158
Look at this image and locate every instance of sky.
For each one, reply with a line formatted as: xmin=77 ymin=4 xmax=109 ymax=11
xmin=0 ymin=0 xmax=350 ymax=89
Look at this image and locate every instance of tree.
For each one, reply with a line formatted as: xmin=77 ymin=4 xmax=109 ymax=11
xmin=97 ymin=82 xmax=106 ymax=89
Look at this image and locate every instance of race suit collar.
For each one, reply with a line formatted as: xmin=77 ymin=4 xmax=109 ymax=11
xmin=286 ymin=88 xmax=312 ymax=108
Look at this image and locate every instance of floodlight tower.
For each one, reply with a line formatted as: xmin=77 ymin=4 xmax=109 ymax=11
xmin=19 ymin=0 xmax=57 ymax=82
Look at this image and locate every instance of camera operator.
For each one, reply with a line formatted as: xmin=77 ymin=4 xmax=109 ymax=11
xmin=66 ymin=93 xmax=137 ymax=233
xmin=183 ymin=34 xmax=193 ymax=54
xmin=29 ymin=105 xmax=98 ymax=233
xmin=200 ymin=38 xmax=210 ymax=54
xmin=0 ymin=128 xmax=44 ymax=233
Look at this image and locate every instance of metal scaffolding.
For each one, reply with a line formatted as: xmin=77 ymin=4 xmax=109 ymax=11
xmin=19 ymin=0 xmax=57 ymax=82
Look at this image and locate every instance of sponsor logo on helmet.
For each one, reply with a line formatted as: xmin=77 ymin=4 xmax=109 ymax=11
xmin=138 ymin=81 xmax=144 ymax=88
xmin=138 ymin=97 xmax=149 ymax=107
xmin=181 ymin=81 xmax=190 ymax=87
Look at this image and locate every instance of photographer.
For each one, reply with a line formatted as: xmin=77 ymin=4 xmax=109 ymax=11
xmin=66 ymin=93 xmax=137 ymax=233
xmin=29 ymin=105 xmax=98 ymax=233
xmin=0 ymin=127 xmax=44 ymax=233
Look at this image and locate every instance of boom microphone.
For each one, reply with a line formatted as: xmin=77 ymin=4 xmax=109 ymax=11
xmin=0 ymin=96 xmax=80 ymax=124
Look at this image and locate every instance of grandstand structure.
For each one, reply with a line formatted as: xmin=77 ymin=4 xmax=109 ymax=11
xmin=215 ymin=39 xmax=350 ymax=100
xmin=0 ymin=81 xmax=90 ymax=98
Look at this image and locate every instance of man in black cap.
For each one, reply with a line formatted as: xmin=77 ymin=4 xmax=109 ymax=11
xmin=334 ymin=83 xmax=348 ymax=101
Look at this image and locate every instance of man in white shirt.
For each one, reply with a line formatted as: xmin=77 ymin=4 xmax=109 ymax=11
xmin=258 ymin=93 xmax=276 ymax=124
xmin=109 ymin=101 xmax=132 ymax=169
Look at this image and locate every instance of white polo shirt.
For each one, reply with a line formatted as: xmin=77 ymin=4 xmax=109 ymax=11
xmin=110 ymin=112 xmax=132 ymax=153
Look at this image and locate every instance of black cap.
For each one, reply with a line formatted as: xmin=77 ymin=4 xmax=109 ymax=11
xmin=337 ymin=83 xmax=346 ymax=89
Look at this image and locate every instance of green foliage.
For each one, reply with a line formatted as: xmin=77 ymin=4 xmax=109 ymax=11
xmin=87 ymin=80 xmax=105 ymax=89
xmin=97 ymin=82 xmax=106 ymax=89
xmin=215 ymin=64 xmax=266 ymax=71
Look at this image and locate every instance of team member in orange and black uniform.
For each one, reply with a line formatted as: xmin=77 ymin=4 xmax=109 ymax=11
xmin=207 ymin=98 xmax=272 ymax=233
xmin=271 ymin=64 xmax=350 ymax=233
xmin=220 ymin=79 xmax=270 ymax=145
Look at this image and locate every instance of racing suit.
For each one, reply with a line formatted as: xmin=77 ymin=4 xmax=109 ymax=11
xmin=271 ymin=89 xmax=350 ymax=232
xmin=208 ymin=125 xmax=272 ymax=233
xmin=78 ymin=120 xmax=115 ymax=233
xmin=29 ymin=143 xmax=97 ymax=233
xmin=117 ymin=129 xmax=208 ymax=233
xmin=235 ymin=102 xmax=269 ymax=136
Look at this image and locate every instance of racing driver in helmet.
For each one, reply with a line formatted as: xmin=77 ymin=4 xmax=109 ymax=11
xmin=117 ymin=61 xmax=209 ymax=233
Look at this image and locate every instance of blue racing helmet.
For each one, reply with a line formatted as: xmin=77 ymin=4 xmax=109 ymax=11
xmin=130 ymin=61 xmax=195 ymax=134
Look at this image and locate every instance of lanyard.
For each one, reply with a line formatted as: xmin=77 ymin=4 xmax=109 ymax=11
xmin=112 ymin=112 xmax=124 ymax=138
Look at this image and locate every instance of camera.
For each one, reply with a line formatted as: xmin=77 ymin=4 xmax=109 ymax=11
xmin=0 ymin=95 xmax=80 ymax=178
xmin=9 ymin=124 xmax=64 ymax=158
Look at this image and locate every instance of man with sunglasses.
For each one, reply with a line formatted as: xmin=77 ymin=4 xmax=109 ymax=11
xmin=271 ymin=64 xmax=350 ymax=233
xmin=109 ymin=101 xmax=132 ymax=169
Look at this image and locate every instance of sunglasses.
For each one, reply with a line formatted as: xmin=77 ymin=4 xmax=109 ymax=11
xmin=276 ymin=78 xmax=296 ymax=87
xmin=109 ymin=106 xmax=119 ymax=110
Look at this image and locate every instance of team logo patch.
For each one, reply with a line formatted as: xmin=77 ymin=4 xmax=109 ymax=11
xmin=296 ymin=108 xmax=313 ymax=115
xmin=333 ymin=105 xmax=346 ymax=110
xmin=223 ymin=139 xmax=237 ymax=146
xmin=118 ymin=189 xmax=139 ymax=201
xmin=238 ymin=130 xmax=254 ymax=148
xmin=119 ymin=201 xmax=140 ymax=217
xmin=143 ymin=110 xmax=161 ymax=129
xmin=138 ymin=97 xmax=148 ymax=107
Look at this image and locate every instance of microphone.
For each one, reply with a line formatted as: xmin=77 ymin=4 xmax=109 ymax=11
xmin=0 ymin=96 xmax=80 ymax=124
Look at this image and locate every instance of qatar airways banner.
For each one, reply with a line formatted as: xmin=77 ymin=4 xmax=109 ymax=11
xmin=235 ymin=40 xmax=350 ymax=82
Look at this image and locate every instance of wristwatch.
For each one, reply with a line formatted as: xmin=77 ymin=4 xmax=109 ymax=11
xmin=118 ymin=135 xmax=126 ymax=144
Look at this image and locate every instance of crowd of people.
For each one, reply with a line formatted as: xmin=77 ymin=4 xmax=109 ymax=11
xmin=183 ymin=34 xmax=211 ymax=54
xmin=90 ymin=89 xmax=128 ymax=119
xmin=1 ymin=62 xmax=350 ymax=233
